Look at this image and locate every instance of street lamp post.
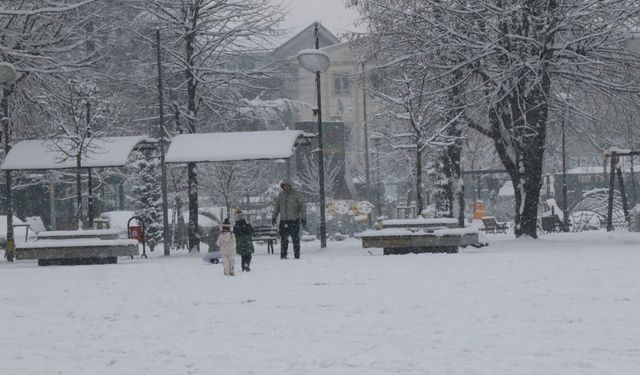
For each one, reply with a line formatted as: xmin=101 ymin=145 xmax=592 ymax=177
xmin=361 ymin=61 xmax=372 ymax=227
xmin=557 ymin=91 xmax=572 ymax=231
xmin=0 ymin=62 xmax=16 ymax=262
xmin=297 ymin=23 xmax=330 ymax=248
xmin=561 ymin=110 xmax=569 ymax=230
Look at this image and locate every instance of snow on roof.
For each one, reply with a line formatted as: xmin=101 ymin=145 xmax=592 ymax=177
xmin=165 ymin=130 xmax=304 ymax=164
xmin=567 ymin=166 xmax=605 ymax=174
xmin=0 ymin=136 xmax=148 ymax=170
xmin=498 ymin=180 xmax=515 ymax=197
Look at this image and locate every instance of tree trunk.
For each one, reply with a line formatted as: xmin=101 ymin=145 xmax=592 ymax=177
xmin=446 ymin=127 xmax=464 ymax=226
xmin=185 ymin=12 xmax=199 ymax=252
xmin=415 ymin=147 xmax=423 ymax=216
xmin=491 ymin=89 xmax=548 ymax=238
xmin=187 ymin=162 xmax=199 ymax=252
xmin=76 ymin=153 xmax=83 ymax=229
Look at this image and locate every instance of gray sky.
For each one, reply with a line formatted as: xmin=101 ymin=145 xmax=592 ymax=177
xmin=282 ymin=0 xmax=363 ymax=34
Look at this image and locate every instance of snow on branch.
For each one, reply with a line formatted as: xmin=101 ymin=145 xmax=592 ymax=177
xmin=0 ymin=0 xmax=97 ymax=16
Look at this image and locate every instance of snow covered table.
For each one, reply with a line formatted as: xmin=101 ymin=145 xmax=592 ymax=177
xmin=36 ymin=229 xmax=121 ymax=240
xmin=357 ymin=227 xmax=485 ymax=255
xmin=381 ymin=218 xmax=460 ymax=229
xmin=15 ymin=238 xmax=139 ymax=266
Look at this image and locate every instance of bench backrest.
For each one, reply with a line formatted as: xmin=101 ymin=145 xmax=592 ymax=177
xmin=540 ymin=216 xmax=557 ymax=231
xmin=254 ymin=225 xmax=276 ymax=232
xmin=482 ymin=217 xmax=498 ymax=228
xmin=252 ymin=225 xmax=277 ymax=240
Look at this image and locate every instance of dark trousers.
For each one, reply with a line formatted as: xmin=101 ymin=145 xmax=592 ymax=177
xmin=279 ymin=220 xmax=300 ymax=259
xmin=241 ymin=254 xmax=252 ymax=270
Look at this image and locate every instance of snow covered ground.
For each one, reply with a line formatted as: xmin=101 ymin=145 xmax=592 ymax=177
xmin=1 ymin=231 xmax=639 ymax=375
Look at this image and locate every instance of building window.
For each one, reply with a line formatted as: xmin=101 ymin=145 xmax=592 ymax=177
xmin=334 ymin=74 xmax=350 ymax=95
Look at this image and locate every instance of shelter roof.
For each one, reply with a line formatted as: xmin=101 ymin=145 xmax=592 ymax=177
xmin=0 ymin=136 xmax=149 ymax=170
xmin=165 ymin=130 xmax=305 ymax=164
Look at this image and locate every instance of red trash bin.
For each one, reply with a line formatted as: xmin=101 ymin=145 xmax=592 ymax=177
xmin=129 ymin=225 xmax=143 ymax=242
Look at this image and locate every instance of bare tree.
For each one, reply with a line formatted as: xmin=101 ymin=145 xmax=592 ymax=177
xmin=362 ymin=64 xmax=462 ymax=216
xmin=40 ymin=79 xmax=109 ymax=228
xmin=295 ymin=153 xmax=343 ymax=201
xmin=128 ymin=0 xmax=284 ymax=251
xmin=350 ymin=0 xmax=640 ymax=237
xmin=0 ymin=0 xmax=100 ymax=118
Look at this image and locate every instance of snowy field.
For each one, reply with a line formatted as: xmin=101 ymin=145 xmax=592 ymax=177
xmin=1 ymin=231 xmax=639 ymax=375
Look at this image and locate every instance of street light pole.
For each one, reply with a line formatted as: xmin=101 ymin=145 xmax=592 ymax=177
xmin=561 ymin=104 xmax=572 ymax=231
xmin=297 ymin=24 xmax=331 ymax=248
xmin=313 ymin=26 xmax=327 ymax=248
xmin=361 ymin=61 xmax=372 ymax=227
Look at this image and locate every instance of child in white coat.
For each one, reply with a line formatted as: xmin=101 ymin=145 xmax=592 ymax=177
xmin=216 ymin=218 xmax=236 ymax=276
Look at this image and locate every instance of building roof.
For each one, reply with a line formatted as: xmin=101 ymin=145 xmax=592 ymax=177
xmin=0 ymin=136 xmax=149 ymax=170
xmin=271 ymin=22 xmax=340 ymax=58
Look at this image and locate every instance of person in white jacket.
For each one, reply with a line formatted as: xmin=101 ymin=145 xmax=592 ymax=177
xmin=216 ymin=218 xmax=236 ymax=276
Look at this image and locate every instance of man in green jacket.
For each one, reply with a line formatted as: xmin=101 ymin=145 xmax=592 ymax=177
xmin=272 ymin=178 xmax=306 ymax=259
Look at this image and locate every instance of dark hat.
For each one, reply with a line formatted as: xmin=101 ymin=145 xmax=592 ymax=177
xmin=221 ymin=218 xmax=231 ymax=229
xmin=280 ymin=178 xmax=294 ymax=189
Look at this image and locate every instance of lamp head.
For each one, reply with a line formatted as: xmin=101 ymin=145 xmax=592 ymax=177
xmin=297 ymin=49 xmax=330 ymax=74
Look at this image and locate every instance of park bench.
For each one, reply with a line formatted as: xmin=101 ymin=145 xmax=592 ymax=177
xmin=358 ymin=217 xmax=486 ymax=255
xmin=539 ymin=215 xmax=570 ymax=233
xmin=479 ymin=217 xmax=509 ymax=234
xmin=252 ymin=225 xmax=278 ymax=254
xmin=332 ymin=232 xmax=348 ymax=241
xmin=15 ymin=238 xmax=139 ymax=266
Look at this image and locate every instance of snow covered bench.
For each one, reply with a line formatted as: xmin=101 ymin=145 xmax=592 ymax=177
xmin=357 ymin=227 xmax=485 ymax=255
xmin=15 ymin=238 xmax=139 ymax=266
xmin=36 ymin=229 xmax=121 ymax=240
xmin=381 ymin=218 xmax=460 ymax=230
xmin=479 ymin=217 xmax=509 ymax=234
